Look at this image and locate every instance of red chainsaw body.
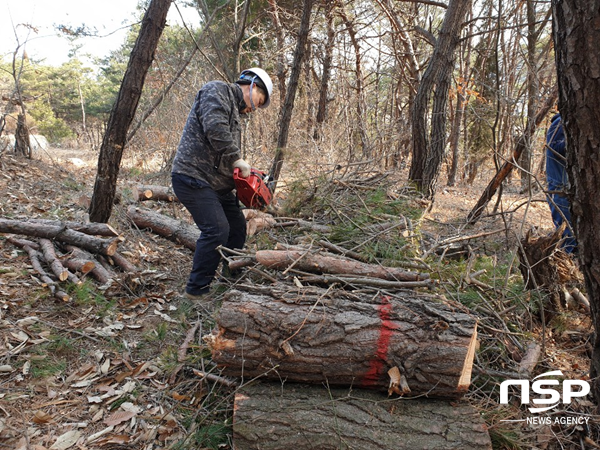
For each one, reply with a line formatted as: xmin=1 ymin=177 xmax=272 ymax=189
xmin=233 ymin=167 xmax=273 ymax=209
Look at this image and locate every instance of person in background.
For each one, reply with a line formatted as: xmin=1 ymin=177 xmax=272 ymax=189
xmin=171 ymin=68 xmax=273 ymax=299
xmin=545 ymin=112 xmax=577 ymax=253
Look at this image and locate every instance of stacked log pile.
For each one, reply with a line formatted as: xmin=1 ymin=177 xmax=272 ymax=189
xmin=1 ymin=218 xmax=137 ymax=300
xmin=205 ymin=286 xmax=488 ymax=449
xmin=125 ymin=199 xmax=491 ymax=448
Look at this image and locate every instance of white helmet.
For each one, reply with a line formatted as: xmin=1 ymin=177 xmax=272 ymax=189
xmin=238 ymin=67 xmax=273 ymax=108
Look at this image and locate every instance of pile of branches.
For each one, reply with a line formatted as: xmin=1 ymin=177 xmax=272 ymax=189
xmin=1 ymin=218 xmax=137 ymax=301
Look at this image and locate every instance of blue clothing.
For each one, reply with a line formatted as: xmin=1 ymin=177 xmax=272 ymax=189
xmin=545 ymin=114 xmax=576 ymax=253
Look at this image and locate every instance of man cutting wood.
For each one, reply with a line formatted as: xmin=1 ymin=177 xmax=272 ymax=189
xmin=171 ymin=68 xmax=273 ymax=300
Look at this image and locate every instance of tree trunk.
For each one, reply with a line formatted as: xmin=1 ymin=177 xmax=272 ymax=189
xmin=552 ymin=0 xmax=600 ymax=406
xmin=207 ymin=288 xmax=479 ymax=398
xmin=337 ymin=3 xmax=369 ymax=157
xmin=233 ymin=383 xmax=492 ymax=450
xmin=409 ymin=0 xmax=471 ymax=198
xmin=269 ymin=0 xmax=313 ymax=190
xmin=447 ymin=6 xmax=473 ymax=186
xmin=519 ymin=0 xmax=540 ymax=194
xmin=313 ymin=0 xmax=335 ymax=140
xmin=14 ymin=113 xmax=31 ymax=158
xmin=89 ymin=0 xmax=170 ymax=223
xmin=267 ymin=0 xmax=287 ymax=105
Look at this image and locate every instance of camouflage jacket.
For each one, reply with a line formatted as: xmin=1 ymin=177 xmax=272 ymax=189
xmin=172 ymin=81 xmax=246 ymax=193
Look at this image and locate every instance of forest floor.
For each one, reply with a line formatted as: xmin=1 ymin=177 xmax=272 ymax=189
xmin=0 ymin=147 xmax=597 ymax=450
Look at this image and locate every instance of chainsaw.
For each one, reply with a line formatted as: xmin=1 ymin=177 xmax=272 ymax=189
xmin=233 ymin=167 xmax=273 ymax=209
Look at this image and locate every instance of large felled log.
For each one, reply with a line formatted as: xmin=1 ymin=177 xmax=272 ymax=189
xmin=0 ymin=218 xmax=120 ymax=255
xmin=207 ymin=287 xmax=478 ymax=398
xmin=255 ymin=249 xmax=428 ymax=281
xmin=126 ymin=205 xmax=199 ymax=250
xmin=233 ymin=383 xmax=492 ymax=450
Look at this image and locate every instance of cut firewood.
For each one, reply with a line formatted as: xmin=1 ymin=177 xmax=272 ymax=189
xmin=207 ymin=287 xmax=478 ymax=398
xmin=19 ymin=244 xmax=69 ymax=301
xmin=255 ymin=249 xmax=428 ymax=282
xmin=233 ymin=383 xmax=492 ymax=450
xmin=126 ymin=205 xmax=199 ymax=250
xmin=242 ymin=209 xmax=276 ymax=236
xmin=39 ymin=238 xmax=69 ymax=282
xmin=106 ymin=252 xmax=138 ymax=273
xmin=0 ymin=218 xmax=120 ymax=256
xmin=61 ymin=258 xmax=96 ymax=275
xmin=63 ymin=245 xmax=113 ymax=285
xmin=133 ymin=185 xmax=179 ymax=202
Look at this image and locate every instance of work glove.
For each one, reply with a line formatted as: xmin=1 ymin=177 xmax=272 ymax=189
xmin=233 ymin=158 xmax=251 ymax=178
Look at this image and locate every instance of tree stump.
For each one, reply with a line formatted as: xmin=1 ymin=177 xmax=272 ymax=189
xmin=233 ymin=383 xmax=492 ymax=450
xmin=207 ymin=287 xmax=478 ymax=398
xmin=518 ymin=224 xmax=583 ymax=321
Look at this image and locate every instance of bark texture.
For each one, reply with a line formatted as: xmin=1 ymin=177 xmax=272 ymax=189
xmin=208 ymin=288 xmax=478 ymax=398
xmin=409 ymin=0 xmax=471 ymax=198
xmin=255 ymin=249 xmax=428 ymax=281
xmin=0 ymin=218 xmax=120 ymax=256
xmin=552 ymin=0 xmax=600 ymax=404
xmin=270 ymin=0 xmax=313 ymax=189
xmin=233 ymin=383 xmax=492 ymax=450
xmin=134 ymin=185 xmax=178 ymax=202
xmin=89 ymin=0 xmax=170 ymax=223
xmin=126 ymin=205 xmax=199 ymax=250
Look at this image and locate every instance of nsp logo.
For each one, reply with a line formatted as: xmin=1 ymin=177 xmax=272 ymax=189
xmin=500 ymin=370 xmax=590 ymax=413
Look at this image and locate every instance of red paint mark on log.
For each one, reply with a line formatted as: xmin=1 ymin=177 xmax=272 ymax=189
xmin=362 ymin=295 xmax=395 ymax=387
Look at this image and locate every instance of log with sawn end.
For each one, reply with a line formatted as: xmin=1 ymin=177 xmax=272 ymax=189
xmin=134 ymin=185 xmax=179 ymax=202
xmin=206 ymin=287 xmax=478 ymax=398
xmin=233 ymin=383 xmax=492 ymax=450
xmin=255 ymin=249 xmax=428 ymax=281
xmin=0 ymin=218 xmax=120 ymax=255
xmin=39 ymin=238 xmax=69 ymax=281
xmin=126 ymin=205 xmax=199 ymax=250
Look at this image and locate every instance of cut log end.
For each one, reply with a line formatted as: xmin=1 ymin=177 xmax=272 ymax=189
xmin=457 ymin=325 xmax=478 ymax=392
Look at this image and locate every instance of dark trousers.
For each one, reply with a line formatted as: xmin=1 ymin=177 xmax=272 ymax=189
xmin=171 ymin=173 xmax=246 ymax=295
